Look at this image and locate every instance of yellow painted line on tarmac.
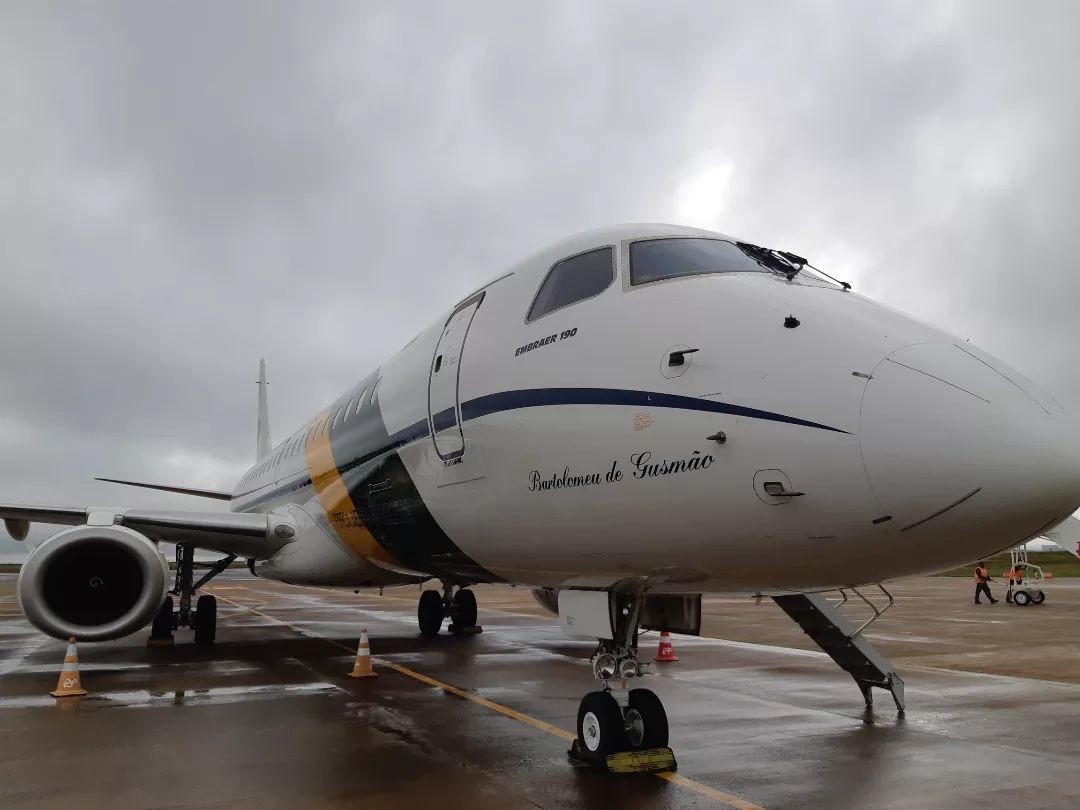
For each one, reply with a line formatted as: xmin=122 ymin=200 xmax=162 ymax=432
xmin=210 ymin=591 xmax=764 ymax=810
xmin=378 ymin=659 xmax=576 ymax=742
xmin=655 ymin=773 xmax=765 ymax=809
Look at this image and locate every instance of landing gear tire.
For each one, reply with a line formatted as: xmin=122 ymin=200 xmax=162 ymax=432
xmin=577 ymin=691 xmax=628 ymax=762
xmin=453 ymin=588 xmax=478 ymax=629
xmin=1033 ymin=590 xmax=1046 ymax=605
xmin=418 ymin=590 xmax=445 ymax=636
xmin=625 ymin=688 xmax=669 ymax=749
xmin=193 ymin=594 xmax=217 ymax=646
xmin=150 ymin=595 xmax=174 ymax=638
xmin=1014 ymin=590 xmax=1031 ymax=606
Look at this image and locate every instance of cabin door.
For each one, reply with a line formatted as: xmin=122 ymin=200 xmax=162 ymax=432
xmin=428 ymin=292 xmax=484 ymax=460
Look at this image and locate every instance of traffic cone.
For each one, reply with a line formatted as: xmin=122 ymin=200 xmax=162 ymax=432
xmin=654 ymin=630 xmax=678 ymax=663
xmin=50 ymin=636 xmax=88 ymax=697
xmin=348 ymin=629 xmax=377 ymax=678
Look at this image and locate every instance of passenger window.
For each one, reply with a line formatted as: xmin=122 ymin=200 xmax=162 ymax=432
xmin=527 ymin=246 xmax=614 ymax=322
xmin=434 ymin=355 xmax=443 ymax=374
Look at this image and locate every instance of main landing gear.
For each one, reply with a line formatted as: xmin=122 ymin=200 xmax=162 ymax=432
xmin=148 ymin=544 xmax=236 ymax=647
xmin=417 ymin=583 xmax=481 ymax=636
xmin=570 ymin=592 xmax=673 ymax=771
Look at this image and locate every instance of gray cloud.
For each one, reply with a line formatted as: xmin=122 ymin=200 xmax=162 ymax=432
xmin=2 ymin=0 xmax=1079 ymax=557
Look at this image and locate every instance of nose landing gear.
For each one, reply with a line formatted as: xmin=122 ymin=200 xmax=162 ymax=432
xmin=568 ymin=592 xmax=675 ymax=772
xmin=571 ymin=640 xmax=671 ymax=763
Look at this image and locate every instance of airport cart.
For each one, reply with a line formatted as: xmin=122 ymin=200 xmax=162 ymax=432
xmin=1004 ymin=547 xmax=1047 ymax=606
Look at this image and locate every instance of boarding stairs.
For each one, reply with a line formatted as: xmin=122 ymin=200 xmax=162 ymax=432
xmin=772 ymin=585 xmax=905 ymax=712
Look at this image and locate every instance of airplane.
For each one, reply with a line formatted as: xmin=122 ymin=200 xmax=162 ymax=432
xmin=4 ymin=223 xmax=1080 ymax=763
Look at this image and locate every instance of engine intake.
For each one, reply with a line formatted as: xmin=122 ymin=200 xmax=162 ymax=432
xmin=18 ymin=525 xmax=169 ymax=641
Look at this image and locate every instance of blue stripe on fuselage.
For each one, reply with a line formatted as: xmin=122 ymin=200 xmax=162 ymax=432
xmin=459 ymin=387 xmax=849 ymax=434
xmin=233 ymin=386 xmax=846 ymax=509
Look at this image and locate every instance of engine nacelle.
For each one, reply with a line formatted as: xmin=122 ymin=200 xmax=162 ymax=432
xmin=18 ymin=525 xmax=169 ymax=641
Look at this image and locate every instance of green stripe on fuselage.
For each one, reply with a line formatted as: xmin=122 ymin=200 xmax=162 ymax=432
xmin=327 ymin=370 xmax=499 ymax=583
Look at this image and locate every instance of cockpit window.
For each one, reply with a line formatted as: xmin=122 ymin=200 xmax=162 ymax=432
xmin=527 ymin=246 xmax=615 ymax=322
xmin=629 ymin=238 xmax=773 ymax=286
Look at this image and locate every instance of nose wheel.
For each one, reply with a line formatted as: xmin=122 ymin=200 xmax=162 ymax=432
xmin=575 ymin=687 xmax=669 ymax=761
xmin=625 ymin=687 xmax=669 ymax=748
xmin=577 ymin=691 xmax=627 ymax=757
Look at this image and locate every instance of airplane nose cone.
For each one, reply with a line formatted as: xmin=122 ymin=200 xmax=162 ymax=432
xmin=860 ymin=342 xmax=1080 ymax=555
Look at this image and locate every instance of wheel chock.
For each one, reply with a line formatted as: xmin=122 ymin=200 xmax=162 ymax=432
xmin=606 ymin=747 xmax=677 ymax=774
xmin=567 ymin=739 xmax=677 ymax=773
xmin=146 ymin=634 xmax=175 ymax=648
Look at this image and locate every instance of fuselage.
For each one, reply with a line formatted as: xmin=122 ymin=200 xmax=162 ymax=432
xmin=230 ymin=224 xmax=1080 ymax=594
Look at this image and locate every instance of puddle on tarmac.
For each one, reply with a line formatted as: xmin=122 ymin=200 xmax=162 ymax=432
xmin=0 ymin=625 xmax=37 ymax=638
xmin=14 ymin=660 xmax=267 ymax=675
xmin=0 ymin=681 xmax=338 ymax=710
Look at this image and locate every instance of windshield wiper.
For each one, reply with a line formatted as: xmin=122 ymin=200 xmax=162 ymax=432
xmin=737 ymin=242 xmax=851 ymax=291
xmin=736 ymin=242 xmax=803 ymax=279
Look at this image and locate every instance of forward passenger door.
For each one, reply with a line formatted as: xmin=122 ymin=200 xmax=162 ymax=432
xmin=427 ymin=292 xmax=484 ymax=460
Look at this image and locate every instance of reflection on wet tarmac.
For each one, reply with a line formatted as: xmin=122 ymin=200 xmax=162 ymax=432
xmin=2 ymin=573 xmax=1080 ymax=809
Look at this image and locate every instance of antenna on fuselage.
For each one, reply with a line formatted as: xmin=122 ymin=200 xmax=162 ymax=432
xmin=256 ymin=359 xmax=272 ymax=462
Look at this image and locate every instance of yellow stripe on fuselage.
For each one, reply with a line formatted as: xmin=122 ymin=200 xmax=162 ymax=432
xmin=304 ymin=410 xmax=402 ymax=567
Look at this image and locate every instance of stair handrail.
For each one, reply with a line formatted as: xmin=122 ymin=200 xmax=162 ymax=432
xmin=845 ymin=583 xmax=895 ymax=639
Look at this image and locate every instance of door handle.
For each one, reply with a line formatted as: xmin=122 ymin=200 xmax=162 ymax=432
xmin=667 ymin=348 xmax=699 ymax=367
xmin=763 ymin=481 xmax=804 ymax=497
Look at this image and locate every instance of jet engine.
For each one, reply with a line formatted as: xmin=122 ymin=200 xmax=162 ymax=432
xmin=17 ymin=525 xmax=170 ymax=641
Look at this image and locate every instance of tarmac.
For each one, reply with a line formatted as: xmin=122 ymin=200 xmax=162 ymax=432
xmin=2 ymin=572 xmax=1080 ymax=809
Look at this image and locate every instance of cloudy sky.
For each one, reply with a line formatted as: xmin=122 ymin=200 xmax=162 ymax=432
xmin=2 ymin=1 xmax=1078 ymax=556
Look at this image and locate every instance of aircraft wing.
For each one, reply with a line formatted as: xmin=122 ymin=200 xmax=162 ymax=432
xmin=0 ymin=504 xmax=290 ymax=559
xmin=1045 ymin=514 xmax=1080 ymax=557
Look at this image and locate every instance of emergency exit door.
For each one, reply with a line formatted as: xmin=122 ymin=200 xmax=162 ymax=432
xmin=428 ymin=292 xmax=484 ymax=460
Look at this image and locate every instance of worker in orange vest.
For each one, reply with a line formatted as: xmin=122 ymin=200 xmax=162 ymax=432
xmin=1005 ymin=563 xmax=1026 ymax=603
xmin=973 ymin=562 xmax=998 ymax=605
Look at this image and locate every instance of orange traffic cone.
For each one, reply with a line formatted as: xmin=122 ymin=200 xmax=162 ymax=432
xmin=654 ymin=630 xmax=678 ymax=663
xmin=348 ymin=629 xmax=377 ymax=678
xmin=50 ymin=636 xmax=88 ymax=697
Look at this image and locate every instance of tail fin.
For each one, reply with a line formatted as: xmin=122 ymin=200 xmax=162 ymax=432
xmin=257 ymin=359 xmax=272 ymax=461
xmin=1045 ymin=514 xmax=1080 ymax=557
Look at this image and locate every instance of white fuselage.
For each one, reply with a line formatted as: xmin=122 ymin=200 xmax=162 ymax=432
xmin=229 ymin=224 xmax=1080 ymax=594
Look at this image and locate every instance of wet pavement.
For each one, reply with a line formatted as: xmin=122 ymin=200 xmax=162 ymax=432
xmin=2 ymin=573 xmax=1080 ymax=809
